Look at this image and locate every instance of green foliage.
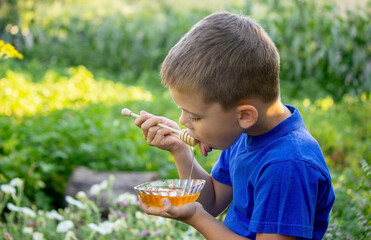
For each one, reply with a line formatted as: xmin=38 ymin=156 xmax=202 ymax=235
xmin=0 ymin=66 xmax=174 ymax=208
xmin=0 ymin=65 xmax=152 ymax=116
xmin=262 ymin=0 xmax=371 ymax=100
xmin=325 ymin=161 xmax=371 ymax=239
xmin=0 ymin=65 xmax=218 ymax=208
xmin=1 ymin=0 xmax=369 ymax=100
xmin=293 ymin=94 xmax=371 ymax=171
xmin=2 ymin=0 xmax=208 ymax=74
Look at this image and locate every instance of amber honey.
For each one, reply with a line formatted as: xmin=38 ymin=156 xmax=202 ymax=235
xmin=135 ymin=179 xmax=205 ymax=208
xmin=138 ymin=192 xmax=200 ymax=208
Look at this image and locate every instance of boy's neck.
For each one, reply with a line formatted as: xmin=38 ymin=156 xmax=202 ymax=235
xmin=245 ymin=99 xmax=291 ymax=136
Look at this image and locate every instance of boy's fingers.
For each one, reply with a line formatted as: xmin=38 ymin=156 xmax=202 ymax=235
xmin=139 ymin=196 xmax=158 ymax=215
xmin=161 ymin=198 xmax=172 ymax=211
xmin=134 ymin=114 xmax=151 ymax=128
xmin=162 ymin=198 xmax=188 ymax=219
xmin=134 ymin=113 xmax=160 ymax=141
xmin=161 ymin=198 xmax=178 ymax=218
xmin=139 ymin=196 xmax=168 ymax=217
xmin=138 ymin=196 xmax=148 ymax=210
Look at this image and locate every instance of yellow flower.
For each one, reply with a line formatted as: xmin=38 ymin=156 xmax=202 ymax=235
xmin=0 ymin=40 xmax=23 ymax=60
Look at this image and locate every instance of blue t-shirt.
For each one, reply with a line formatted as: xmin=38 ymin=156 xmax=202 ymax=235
xmin=211 ymin=105 xmax=335 ymax=239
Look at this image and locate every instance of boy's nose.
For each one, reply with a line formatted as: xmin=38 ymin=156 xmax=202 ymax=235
xmin=179 ymin=112 xmax=192 ymax=129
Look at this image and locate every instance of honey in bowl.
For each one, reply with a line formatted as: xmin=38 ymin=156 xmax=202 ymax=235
xmin=134 ymin=179 xmax=205 ymax=208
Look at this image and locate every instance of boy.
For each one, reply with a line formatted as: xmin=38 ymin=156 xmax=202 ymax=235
xmin=134 ymin=12 xmax=335 ymax=240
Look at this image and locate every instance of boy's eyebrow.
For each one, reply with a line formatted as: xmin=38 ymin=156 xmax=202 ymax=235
xmin=177 ymin=106 xmax=203 ymax=117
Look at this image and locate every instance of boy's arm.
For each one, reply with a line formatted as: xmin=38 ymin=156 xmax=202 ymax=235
xmin=185 ymin=203 xmax=250 ymax=240
xmin=256 ymin=234 xmax=296 ymax=240
xmin=135 ymin=111 xmax=233 ymax=216
xmin=188 ymin=209 xmax=296 ymax=240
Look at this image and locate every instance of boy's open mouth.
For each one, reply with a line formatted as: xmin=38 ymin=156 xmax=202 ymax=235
xmin=199 ymin=142 xmax=213 ymax=157
xmin=186 ymin=130 xmax=212 ymax=156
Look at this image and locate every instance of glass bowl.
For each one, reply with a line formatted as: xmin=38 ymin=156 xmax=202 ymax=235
xmin=134 ymin=179 xmax=206 ymax=208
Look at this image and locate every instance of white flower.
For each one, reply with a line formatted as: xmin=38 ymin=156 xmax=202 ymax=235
xmin=88 ymin=221 xmax=114 ymax=235
xmin=65 ymin=196 xmax=86 ymax=209
xmin=113 ymin=218 xmax=127 ymax=231
xmin=7 ymin=203 xmax=20 ymax=212
xmin=76 ymin=191 xmax=87 ymax=201
xmin=9 ymin=178 xmax=23 ymax=187
xmin=20 ymin=207 xmax=36 ymax=218
xmin=32 ymin=232 xmax=44 ymax=240
xmin=89 ymin=180 xmax=108 ymax=196
xmin=1 ymin=184 xmax=16 ymax=195
xmin=23 ymin=227 xmax=34 ymax=234
xmin=116 ymin=193 xmax=138 ymax=205
xmin=88 ymin=223 xmax=100 ymax=233
xmin=135 ymin=211 xmax=145 ymax=219
xmin=7 ymin=203 xmax=36 ymax=217
xmin=99 ymin=180 xmax=108 ymax=189
xmin=46 ymin=210 xmax=64 ymax=221
xmin=89 ymin=184 xmax=101 ymax=196
xmin=65 ymin=231 xmax=78 ymax=240
xmin=56 ymin=220 xmax=74 ymax=233
xmin=155 ymin=217 xmax=166 ymax=226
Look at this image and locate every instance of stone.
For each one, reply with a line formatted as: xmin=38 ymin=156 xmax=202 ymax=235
xmin=65 ymin=166 xmax=159 ymax=208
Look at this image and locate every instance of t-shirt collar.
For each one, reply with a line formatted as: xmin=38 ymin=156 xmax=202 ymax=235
xmin=245 ymin=105 xmax=303 ymax=150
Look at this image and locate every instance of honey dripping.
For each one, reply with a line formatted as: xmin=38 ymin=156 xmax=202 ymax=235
xmin=188 ymin=146 xmax=195 ymax=179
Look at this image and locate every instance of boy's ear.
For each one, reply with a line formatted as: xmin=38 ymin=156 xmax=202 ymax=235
xmin=236 ymin=104 xmax=258 ymax=129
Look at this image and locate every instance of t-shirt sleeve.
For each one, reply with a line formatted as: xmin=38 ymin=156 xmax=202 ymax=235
xmin=211 ymin=149 xmax=232 ymax=186
xmin=249 ymin=160 xmax=324 ymax=239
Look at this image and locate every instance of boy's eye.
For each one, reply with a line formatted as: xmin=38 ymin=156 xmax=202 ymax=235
xmin=189 ymin=116 xmax=201 ymax=122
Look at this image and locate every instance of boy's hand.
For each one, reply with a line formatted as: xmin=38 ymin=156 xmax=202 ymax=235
xmin=138 ymin=196 xmax=203 ymax=223
xmin=134 ymin=111 xmax=187 ymax=153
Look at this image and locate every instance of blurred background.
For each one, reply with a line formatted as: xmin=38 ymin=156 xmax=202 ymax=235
xmin=0 ymin=0 xmax=370 ymax=238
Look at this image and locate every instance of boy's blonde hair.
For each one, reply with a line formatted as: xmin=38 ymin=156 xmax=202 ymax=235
xmin=161 ymin=12 xmax=280 ymax=110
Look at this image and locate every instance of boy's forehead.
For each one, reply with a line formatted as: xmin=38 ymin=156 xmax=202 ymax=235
xmin=169 ymin=87 xmax=210 ymax=115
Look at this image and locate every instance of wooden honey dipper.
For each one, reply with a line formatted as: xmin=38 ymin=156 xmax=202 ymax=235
xmin=121 ymin=108 xmax=199 ymax=147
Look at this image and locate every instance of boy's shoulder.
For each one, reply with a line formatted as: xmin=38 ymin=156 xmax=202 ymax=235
xmin=226 ymin=104 xmax=330 ymax=176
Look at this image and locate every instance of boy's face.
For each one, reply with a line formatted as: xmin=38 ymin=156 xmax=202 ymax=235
xmin=170 ymin=87 xmax=243 ymax=152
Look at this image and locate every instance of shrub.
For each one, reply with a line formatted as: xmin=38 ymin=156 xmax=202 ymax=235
xmin=293 ymin=93 xmax=371 ymax=171
xmin=325 ymin=160 xmax=371 ymax=239
xmin=1 ymin=0 xmax=369 ymax=99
